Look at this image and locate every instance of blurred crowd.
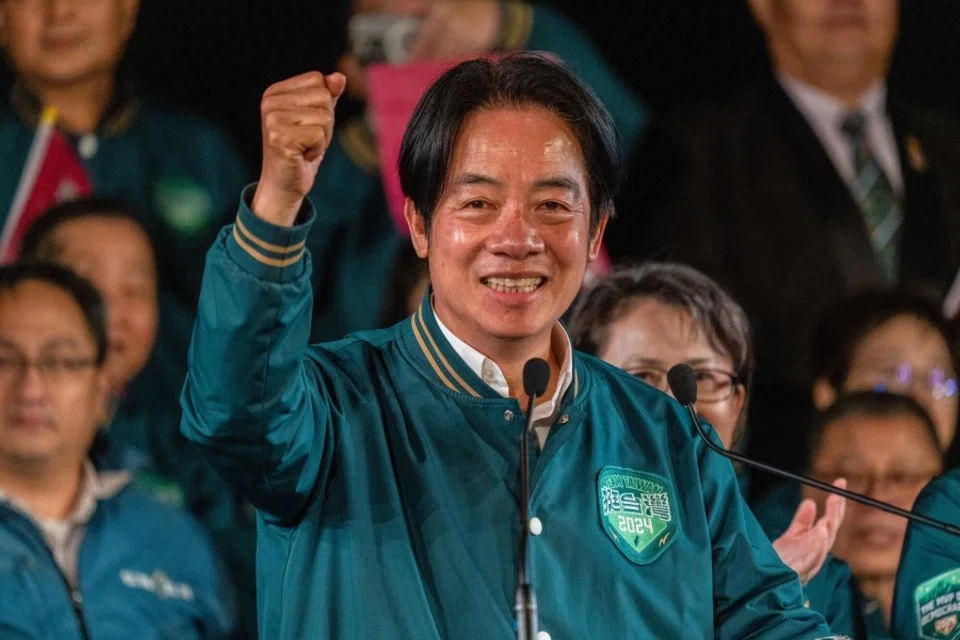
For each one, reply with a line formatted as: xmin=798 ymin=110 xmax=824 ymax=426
xmin=0 ymin=0 xmax=957 ymax=639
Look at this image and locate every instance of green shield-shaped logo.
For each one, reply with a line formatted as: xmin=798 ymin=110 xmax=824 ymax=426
xmin=597 ymin=466 xmax=680 ymax=565
xmin=916 ymin=568 xmax=960 ymax=640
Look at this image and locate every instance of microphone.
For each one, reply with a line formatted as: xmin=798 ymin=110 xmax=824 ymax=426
xmin=516 ymin=358 xmax=550 ymax=640
xmin=666 ymin=364 xmax=960 ymax=537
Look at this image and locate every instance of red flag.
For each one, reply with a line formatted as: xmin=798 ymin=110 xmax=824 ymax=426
xmin=0 ymin=107 xmax=92 ymax=262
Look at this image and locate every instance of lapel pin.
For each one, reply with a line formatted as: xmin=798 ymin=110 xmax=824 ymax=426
xmin=906 ymin=134 xmax=928 ymax=173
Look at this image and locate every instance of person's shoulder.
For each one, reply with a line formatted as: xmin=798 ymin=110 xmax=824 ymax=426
xmin=577 ymin=352 xmax=692 ymax=433
xmin=914 ymin=469 xmax=960 ymax=516
xmin=106 ymin=485 xmax=217 ymax=558
xmin=306 ymin=324 xmax=406 ymax=374
xmin=896 ymin=101 xmax=960 ymax=135
xmin=136 ymin=99 xmax=228 ymax=135
xmin=133 ymin=98 xmax=242 ymax=156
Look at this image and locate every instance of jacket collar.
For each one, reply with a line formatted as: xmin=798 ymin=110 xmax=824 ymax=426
xmin=10 ymin=76 xmax=140 ymax=137
xmin=400 ymin=288 xmax=583 ymax=402
xmin=0 ymin=459 xmax=130 ymax=526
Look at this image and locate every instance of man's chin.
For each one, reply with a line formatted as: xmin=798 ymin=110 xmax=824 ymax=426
xmin=2 ymin=445 xmax=60 ymax=468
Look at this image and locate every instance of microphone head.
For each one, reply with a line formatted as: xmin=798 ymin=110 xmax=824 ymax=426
xmin=667 ymin=364 xmax=698 ymax=406
xmin=523 ymin=358 xmax=551 ymax=397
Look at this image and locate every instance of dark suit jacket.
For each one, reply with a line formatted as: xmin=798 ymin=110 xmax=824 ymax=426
xmin=609 ymin=77 xmax=960 ymax=494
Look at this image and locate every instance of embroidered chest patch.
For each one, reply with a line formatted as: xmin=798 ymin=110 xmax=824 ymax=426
xmin=916 ymin=567 xmax=960 ymax=640
xmin=597 ymin=466 xmax=680 ymax=565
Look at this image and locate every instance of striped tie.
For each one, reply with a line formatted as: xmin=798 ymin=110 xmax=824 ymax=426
xmin=840 ymin=112 xmax=903 ymax=282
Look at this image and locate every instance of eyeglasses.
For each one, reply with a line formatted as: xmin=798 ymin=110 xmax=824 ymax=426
xmin=811 ymin=469 xmax=937 ymax=500
xmin=629 ymin=367 xmax=742 ymax=403
xmin=0 ymin=354 xmax=98 ymax=383
xmin=861 ymin=363 xmax=958 ymax=400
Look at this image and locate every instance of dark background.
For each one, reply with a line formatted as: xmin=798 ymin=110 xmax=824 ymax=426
xmin=3 ymin=0 xmax=950 ymax=170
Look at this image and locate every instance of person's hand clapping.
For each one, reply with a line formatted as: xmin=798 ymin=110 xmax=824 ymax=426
xmin=772 ymin=478 xmax=847 ymax=584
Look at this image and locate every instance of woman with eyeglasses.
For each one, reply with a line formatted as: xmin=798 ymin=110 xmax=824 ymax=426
xmin=811 ymin=290 xmax=958 ymax=454
xmin=569 ymin=262 xmax=861 ymax=637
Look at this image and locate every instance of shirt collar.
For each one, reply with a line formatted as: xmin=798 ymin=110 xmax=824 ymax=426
xmin=777 ymin=72 xmax=887 ymax=127
xmin=0 ymin=459 xmax=130 ymax=526
xmin=10 ymin=76 xmax=140 ymax=137
xmin=432 ymin=299 xmax=574 ymax=411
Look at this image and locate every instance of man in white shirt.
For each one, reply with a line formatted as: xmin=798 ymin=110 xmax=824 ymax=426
xmin=611 ymin=0 xmax=960 ymax=495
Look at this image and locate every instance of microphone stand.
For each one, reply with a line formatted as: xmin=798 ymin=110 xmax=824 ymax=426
xmin=680 ymin=402 xmax=960 ymax=537
xmin=516 ymin=389 xmax=539 ymax=640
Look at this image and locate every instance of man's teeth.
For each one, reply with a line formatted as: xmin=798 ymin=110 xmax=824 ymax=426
xmin=482 ymin=277 xmax=544 ymax=293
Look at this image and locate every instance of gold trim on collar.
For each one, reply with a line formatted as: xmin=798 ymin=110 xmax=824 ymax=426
xmin=416 ymin=307 xmax=481 ymax=398
xmin=410 ymin=315 xmax=458 ymax=392
xmin=10 ymin=79 xmax=139 ymax=136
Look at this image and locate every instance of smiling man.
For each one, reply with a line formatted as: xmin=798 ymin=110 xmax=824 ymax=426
xmin=181 ymin=54 xmax=840 ymax=639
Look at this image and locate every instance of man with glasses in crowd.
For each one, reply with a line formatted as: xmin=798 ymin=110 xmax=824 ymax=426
xmin=0 ymin=262 xmax=234 ymax=638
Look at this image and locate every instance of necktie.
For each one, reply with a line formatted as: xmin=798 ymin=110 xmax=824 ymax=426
xmin=840 ymin=111 xmax=903 ymax=282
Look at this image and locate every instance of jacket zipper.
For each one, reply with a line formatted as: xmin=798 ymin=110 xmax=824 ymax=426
xmin=2 ymin=507 xmax=91 ymax=639
xmin=50 ymin=558 xmax=91 ymax=640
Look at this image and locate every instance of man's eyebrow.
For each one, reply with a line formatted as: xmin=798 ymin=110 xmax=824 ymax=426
xmin=450 ymin=173 xmax=503 ymax=189
xmin=532 ymin=175 xmax=582 ymax=196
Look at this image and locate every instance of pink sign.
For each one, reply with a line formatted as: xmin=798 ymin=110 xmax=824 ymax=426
xmin=367 ymin=56 xmax=485 ymax=236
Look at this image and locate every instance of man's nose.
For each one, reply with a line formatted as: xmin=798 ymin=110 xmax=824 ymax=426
xmin=14 ymin=362 xmax=47 ymax=402
xmin=486 ymin=207 xmax=544 ymax=258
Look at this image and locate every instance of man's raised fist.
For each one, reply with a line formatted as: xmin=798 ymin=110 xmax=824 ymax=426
xmin=251 ymin=71 xmax=347 ymax=226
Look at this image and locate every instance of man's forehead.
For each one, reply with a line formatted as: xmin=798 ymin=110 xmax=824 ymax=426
xmin=0 ymin=285 xmax=88 ymax=338
xmin=0 ymin=332 xmax=87 ymax=352
xmin=448 ymin=111 xmax=587 ymax=187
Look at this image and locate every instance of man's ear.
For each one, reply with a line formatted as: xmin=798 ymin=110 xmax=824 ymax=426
xmin=812 ymin=377 xmax=837 ymax=411
xmin=587 ymin=213 xmax=610 ymax=262
xmin=746 ymin=0 xmax=772 ymax=33
xmin=404 ymin=197 xmax=429 ymax=259
xmin=119 ymin=0 xmax=141 ymax=43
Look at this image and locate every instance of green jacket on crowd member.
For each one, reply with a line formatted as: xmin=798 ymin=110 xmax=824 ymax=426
xmin=737 ymin=474 xmax=867 ymax=638
xmin=180 ymin=193 xmax=840 ymax=639
xmin=307 ymin=2 xmax=646 ymax=342
xmin=753 ymin=479 xmax=896 ymax=639
xmin=892 ymin=469 xmax=960 ymax=640
xmin=102 ymin=345 xmax=259 ymax=639
xmin=0 ymin=80 xmax=248 ymax=316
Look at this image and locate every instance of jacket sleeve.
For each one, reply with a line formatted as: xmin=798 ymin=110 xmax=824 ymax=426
xmin=519 ymin=4 xmax=646 ymax=156
xmin=180 ymin=184 xmax=337 ymax=524
xmin=891 ymin=474 xmax=960 ymax=640
xmin=692 ymin=425 xmax=839 ymax=639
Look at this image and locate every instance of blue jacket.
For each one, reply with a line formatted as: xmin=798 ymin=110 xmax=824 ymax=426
xmin=180 ymin=193 xmax=838 ymax=639
xmin=0 ymin=475 xmax=235 ymax=638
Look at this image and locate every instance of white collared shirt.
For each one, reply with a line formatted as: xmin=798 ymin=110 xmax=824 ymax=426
xmin=778 ymin=73 xmax=903 ymax=195
xmin=0 ymin=460 xmax=129 ymax=586
xmin=434 ymin=310 xmax=573 ymax=449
